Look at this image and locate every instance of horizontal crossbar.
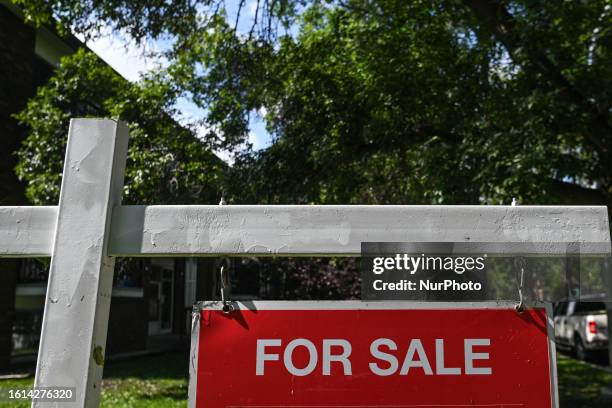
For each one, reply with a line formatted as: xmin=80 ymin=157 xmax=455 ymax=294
xmin=1 ymin=205 xmax=610 ymax=257
xmin=0 ymin=206 xmax=58 ymax=257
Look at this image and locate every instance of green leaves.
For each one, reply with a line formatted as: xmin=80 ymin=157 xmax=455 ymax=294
xmin=15 ymin=49 xmax=224 ymax=205
xmin=13 ymin=0 xmax=200 ymax=42
xmin=224 ymin=0 xmax=611 ymax=206
xmin=11 ymin=0 xmax=612 ymax=206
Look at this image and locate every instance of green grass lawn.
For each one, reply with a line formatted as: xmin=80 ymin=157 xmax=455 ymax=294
xmin=0 ymin=352 xmax=189 ymax=408
xmin=556 ymin=353 xmax=612 ymax=408
xmin=1 ymin=352 xmax=611 ymax=407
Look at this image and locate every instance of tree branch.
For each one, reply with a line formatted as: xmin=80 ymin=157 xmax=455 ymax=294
xmin=463 ymin=0 xmax=611 ymax=166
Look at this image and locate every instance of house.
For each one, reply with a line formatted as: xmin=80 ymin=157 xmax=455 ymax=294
xmin=0 ymin=1 xmax=220 ymax=371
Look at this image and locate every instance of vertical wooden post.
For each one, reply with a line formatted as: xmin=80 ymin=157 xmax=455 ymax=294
xmin=33 ymin=119 xmax=129 ymax=407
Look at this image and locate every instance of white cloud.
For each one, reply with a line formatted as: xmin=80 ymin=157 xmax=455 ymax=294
xmin=249 ymin=131 xmax=265 ymax=150
xmin=249 ymin=113 xmax=272 ymax=151
xmin=175 ymin=97 xmax=207 ymax=127
xmin=75 ymin=28 xmax=165 ymax=82
xmin=248 ymin=0 xmax=259 ymax=16
xmin=214 ymin=148 xmax=234 ymax=165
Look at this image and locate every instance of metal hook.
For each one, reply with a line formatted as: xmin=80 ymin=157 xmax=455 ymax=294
xmin=515 ymin=256 xmax=526 ymax=313
xmin=219 ymin=258 xmax=234 ymax=314
xmin=217 ymin=196 xmax=232 ymax=312
xmin=511 ymin=197 xmax=525 ymax=313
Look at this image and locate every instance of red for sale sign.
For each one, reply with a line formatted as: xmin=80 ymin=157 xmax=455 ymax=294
xmin=188 ymin=301 xmax=558 ymax=408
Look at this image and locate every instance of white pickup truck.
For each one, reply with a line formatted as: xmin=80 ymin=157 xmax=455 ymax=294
xmin=553 ymin=298 xmax=609 ymax=361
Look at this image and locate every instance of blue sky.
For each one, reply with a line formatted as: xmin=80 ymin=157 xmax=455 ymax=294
xmin=76 ymin=0 xmax=274 ymax=161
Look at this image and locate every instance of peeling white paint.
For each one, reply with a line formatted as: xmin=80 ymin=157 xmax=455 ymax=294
xmin=0 ymin=206 xmax=57 ymax=256
xmin=109 ymin=205 xmax=611 ymax=256
xmin=2 ymin=205 xmax=610 ymax=258
xmin=33 ymin=119 xmax=129 ymax=408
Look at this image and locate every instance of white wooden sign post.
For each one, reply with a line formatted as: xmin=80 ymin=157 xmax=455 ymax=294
xmin=0 ymin=118 xmax=610 ymax=407
xmin=34 ymin=120 xmax=129 ymax=408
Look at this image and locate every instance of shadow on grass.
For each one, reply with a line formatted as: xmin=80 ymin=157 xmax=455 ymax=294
xmin=138 ymin=384 xmax=188 ymax=401
xmin=103 ymin=351 xmax=189 ymax=380
xmin=557 ymin=353 xmax=612 ymax=408
xmin=101 ymin=351 xmax=189 ymax=404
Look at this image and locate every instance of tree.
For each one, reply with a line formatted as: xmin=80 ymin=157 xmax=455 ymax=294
xmin=11 ymin=0 xmax=611 ymax=306
xmin=15 ymin=49 xmax=225 ymax=205
xmin=221 ymin=0 xmax=611 ymax=206
xmin=14 ymin=0 xmax=610 ymax=206
xmin=15 ymin=48 xmax=227 ymax=319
